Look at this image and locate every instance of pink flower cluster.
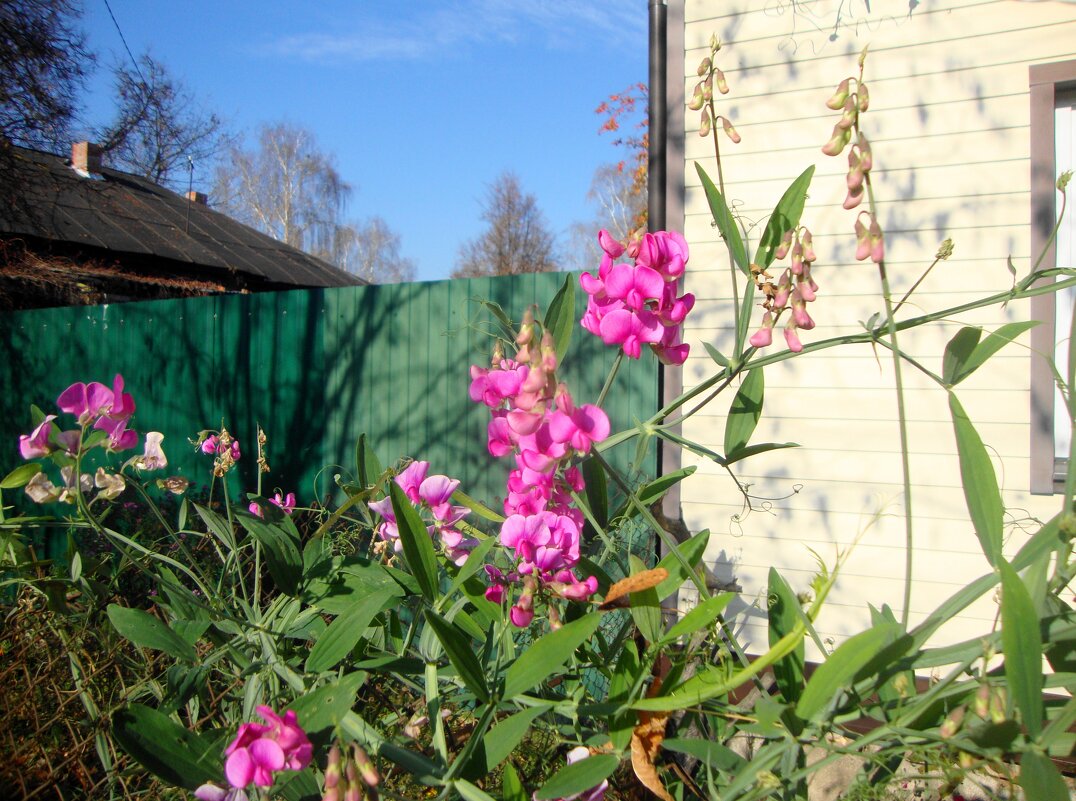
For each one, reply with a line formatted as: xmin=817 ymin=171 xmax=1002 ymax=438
xmin=368 ymin=461 xmax=476 ymax=565
xmin=470 ymin=316 xmax=605 ymax=627
xmin=249 ymin=491 xmax=296 ymax=518
xmin=199 ymin=705 xmax=311 ymax=793
xmin=202 ymin=434 xmax=241 ymax=461
xmin=579 ymin=229 xmax=694 ymax=365
xmin=749 ymin=227 xmax=819 ymax=353
xmin=19 ymin=374 xmax=139 ymax=459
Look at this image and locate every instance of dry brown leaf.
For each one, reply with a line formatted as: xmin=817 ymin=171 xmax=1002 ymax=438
xmin=599 ymin=568 xmax=669 ymax=610
xmin=629 ymin=655 xmax=673 ymax=801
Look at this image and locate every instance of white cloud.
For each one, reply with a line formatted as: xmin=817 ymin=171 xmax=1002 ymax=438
xmin=259 ymin=1 xmax=646 ymax=64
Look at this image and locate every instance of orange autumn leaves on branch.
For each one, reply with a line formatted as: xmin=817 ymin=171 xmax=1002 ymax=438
xmin=596 ymin=82 xmax=649 ymax=232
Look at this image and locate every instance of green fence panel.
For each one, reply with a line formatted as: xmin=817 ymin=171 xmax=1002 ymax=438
xmin=0 ymin=272 xmax=658 ymax=546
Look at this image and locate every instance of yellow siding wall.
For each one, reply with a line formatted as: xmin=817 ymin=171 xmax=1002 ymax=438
xmin=677 ymin=0 xmax=1076 ymax=655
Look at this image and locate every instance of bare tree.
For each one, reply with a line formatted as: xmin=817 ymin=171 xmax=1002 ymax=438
xmin=332 ymin=216 xmax=416 ymax=284
xmin=212 ymin=122 xmax=350 ymax=256
xmin=565 ymin=162 xmax=645 ymax=272
xmin=96 ymin=53 xmax=231 ymax=189
xmin=0 ymin=0 xmax=92 ymax=151
xmin=452 ymin=172 xmax=559 ymax=278
xmin=213 ymin=123 xmax=414 ymax=283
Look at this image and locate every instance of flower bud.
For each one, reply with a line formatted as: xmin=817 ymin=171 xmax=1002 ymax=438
xmin=790 ymin=241 xmax=804 ymax=275
xmin=825 ymin=78 xmax=851 ymax=111
xmin=801 ymin=229 xmax=816 ymax=263
xmin=774 ymin=229 xmax=794 ymax=261
xmin=843 ymin=183 xmax=864 ymax=210
xmin=697 ymin=57 xmax=712 ymax=77
xmin=699 ymin=111 xmax=711 ymax=137
xmin=973 ymin=683 xmax=991 ymax=718
xmin=857 ymin=82 xmax=870 ymax=111
xmin=869 ymin=218 xmax=884 ymax=264
xmin=688 ymin=83 xmax=705 ymax=111
xmin=836 ymin=97 xmax=857 ymax=130
xmin=714 ymin=68 xmax=729 ymax=95
xmin=936 ymin=238 xmax=954 ymax=260
xmin=702 ymin=74 xmax=713 ymax=101
xmin=1059 ymin=169 xmax=1073 ymax=191
xmin=797 ymin=274 xmax=817 ymax=303
xmin=709 ymin=33 xmax=721 ymax=53
xmin=822 ymin=123 xmax=851 ymax=157
xmin=989 ymin=686 xmax=1007 ymax=724
xmin=353 ymin=744 xmax=379 ymax=787
xmin=857 ymin=133 xmax=873 ymax=171
xmin=720 ymin=116 xmax=741 ymax=144
xmin=325 ymin=745 xmax=343 ymax=789
xmin=854 ymin=217 xmax=870 ymax=261
xmin=749 ymin=311 xmax=775 ymax=348
xmin=940 ymin=706 xmax=965 ymax=739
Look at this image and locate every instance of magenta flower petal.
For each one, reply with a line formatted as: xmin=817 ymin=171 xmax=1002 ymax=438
xmin=419 ymin=475 xmax=459 ymax=507
xmin=225 ymin=748 xmax=255 ymax=789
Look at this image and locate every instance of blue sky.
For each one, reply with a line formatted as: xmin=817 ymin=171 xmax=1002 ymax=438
xmin=75 ymin=1 xmax=649 ymax=282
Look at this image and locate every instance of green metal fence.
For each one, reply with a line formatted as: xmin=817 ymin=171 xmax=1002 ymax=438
xmin=0 ymin=272 xmax=657 ymax=518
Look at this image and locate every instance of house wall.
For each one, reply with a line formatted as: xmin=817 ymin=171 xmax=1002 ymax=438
xmin=673 ymin=0 xmax=1076 ymax=655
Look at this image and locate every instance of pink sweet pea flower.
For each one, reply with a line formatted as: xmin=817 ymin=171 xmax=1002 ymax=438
xmin=224 ymin=706 xmax=311 ymax=789
xmin=604 ymin=263 xmax=664 ymax=311
xmin=108 ymin=374 xmax=135 ymax=420
xmin=57 ymin=381 xmax=113 ymax=425
xmin=271 ymin=492 xmax=296 ymax=514
xmin=194 ymin=783 xmax=249 ymax=801
xmin=553 ymin=747 xmax=609 ymax=801
xmin=598 ymin=308 xmax=663 ymax=359
xmin=548 ymin=391 xmax=610 ymax=455
xmin=19 ymin=415 xmax=56 ymax=459
xmin=201 ymin=435 xmax=220 ymax=455
xmin=94 ymin=414 xmax=139 ymax=452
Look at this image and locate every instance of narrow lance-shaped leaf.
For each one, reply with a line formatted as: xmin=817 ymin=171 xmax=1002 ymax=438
xmin=534 ymin=754 xmax=619 ymax=801
xmin=107 ymin=604 xmax=196 ymax=662
xmin=424 ymin=609 xmax=489 ymax=702
xmin=305 ymin=587 xmax=397 ymax=673
xmin=390 ymin=481 xmax=441 ymax=603
xmin=112 ymin=703 xmax=220 ymax=789
xmin=543 ymin=272 xmax=576 ymax=364
xmin=695 ymin=161 xmax=748 ymax=274
xmin=768 ymin=568 xmax=806 ymax=705
xmin=948 ymin=392 xmax=1003 ymax=567
xmin=238 ymin=515 xmax=303 ymax=596
xmin=754 ymin=165 xmax=815 ymax=269
xmin=999 ymin=559 xmax=1044 ymax=738
xmin=503 ymin=613 xmax=601 ymax=698
xmin=724 ymin=369 xmax=764 ymax=457
xmin=796 ymin=623 xmax=902 ymax=721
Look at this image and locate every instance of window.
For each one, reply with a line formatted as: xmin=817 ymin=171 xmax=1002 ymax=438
xmin=1030 ymin=60 xmax=1076 ymax=494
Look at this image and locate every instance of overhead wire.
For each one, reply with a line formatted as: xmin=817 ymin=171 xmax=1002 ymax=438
xmin=101 ymin=0 xmax=147 ymax=85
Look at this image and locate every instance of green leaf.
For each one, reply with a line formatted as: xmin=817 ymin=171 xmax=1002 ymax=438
xmin=468 ymin=705 xmax=549 ymax=776
xmin=1 ymin=462 xmax=40 ymax=489
xmin=696 ymin=162 xmax=749 ymax=274
xmin=1019 ymin=751 xmax=1070 ymax=801
xmin=238 ymin=515 xmax=302 ymax=595
xmin=453 ymin=490 xmax=505 ymax=523
xmin=502 ymin=763 xmax=527 ymax=801
xmin=107 ymin=604 xmax=196 ymax=662
xmin=581 ymin=457 xmax=608 ymax=531
xmin=796 ymin=623 xmax=902 ymax=721
xmin=424 ymin=610 xmax=489 ymax=701
xmin=444 ymin=536 xmax=498 ymax=600
xmin=480 ymin=299 xmax=517 ymax=342
xmin=946 ymin=322 xmax=1038 ymax=386
xmin=767 ymin=568 xmax=806 ymax=705
xmin=723 ymin=441 xmax=798 ymax=466
xmin=614 ymin=466 xmax=697 ymax=522
xmin=703 ymin=342 xmax=729 ymax=367
xmin=949 ymin=393 xmax=1004 ymax=567
xmin=999 ymin=560 xmax=1044 ymax=737
xmin=534 ymin=754 xmax=619 ymax=801
xmin=543 ymin=273 xmax=576 ymax=364
xmin=724 ymin=369 xmax=764 ymax=456
xmin=193 ymin=503 xmax=236 ymax=551
xmin=456 ymin=779 xmax=497 ymax=801
xmin=357 ymin=433 xmax=383 ymax=489
xmin=660 ymin=592 xmax=733 ymax=644
xmin=287 ymin=671 xmax=368 ymax=733
xmin=112 ymin=703 xmax=220 ymax=789
xmin=607 ymin=641 xmax=640 ymax=750
xmin=305 ymin=587 xmax=397 ymax=672
xmin=503 ymin=613 xmax=601 ymax=698
xmin=653 ymin=528 xmax=711 ymax=600
xmin=278 ymin=769 xmax=322 ymax=801
xmin=391 ymin=481 xmax=440 ymax=603
xmin=663 ymin=738 xmax=746 ymax=773
xmin=754 ymin=165 xmax=815 ymax=268
xmin=628 ymin=555 xmax=663 ymax=644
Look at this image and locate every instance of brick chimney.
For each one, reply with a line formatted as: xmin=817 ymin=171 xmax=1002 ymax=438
xmin=71 ymin=141 xmax=103 ymax=175
xmin=186 ymin=191 xmax=208 ymax=205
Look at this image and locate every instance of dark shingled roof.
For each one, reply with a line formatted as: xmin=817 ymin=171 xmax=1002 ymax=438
xmin=0 ymin=145 xmax=365 ymax=289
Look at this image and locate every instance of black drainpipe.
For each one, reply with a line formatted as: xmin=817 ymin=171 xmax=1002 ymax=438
xmin=648 ymin=0 xmax=667 ymax=232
